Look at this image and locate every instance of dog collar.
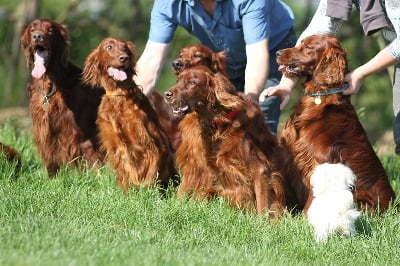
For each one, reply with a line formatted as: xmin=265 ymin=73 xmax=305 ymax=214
xmin=212 ymin=106 xmax=242 ymax=128
xmin=307 ymin=83 xmax=349 ymax=105
xmin=42 ymin=82 xmax=56 ymax=111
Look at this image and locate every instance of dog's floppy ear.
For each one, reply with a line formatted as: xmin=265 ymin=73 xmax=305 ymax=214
xmin=313 ymin=44 xmax=347 ymax=86
xmin=126 ymin=41 xmax=137 ymax=75
xmin=205 ymin=72 xmax=218 ymax=107
xmin=212 ymin=73 xmax=243 ymax=109
xmin=82 ymin=48 xmax=101 ymax=87
xmin=56 ymin=23 xmax=70 ymax=68
xmin=20 ymin=24 xmax=34 ymax=67
xmin=211 ymin=51 xmax=227 ymax=75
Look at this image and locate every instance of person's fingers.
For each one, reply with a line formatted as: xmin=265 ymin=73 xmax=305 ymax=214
xmin=342 ymin=82 xmax=358 ymax=95
xmin=258 ymin=88 xmax=269 ymax=102
xmin=342 ymin=71 xmax=359 ymax=95
xmin=266 ymin=86 xmax=278 ymax=96
xmin=259 ymin=85 xmax=291 ymax=109
xmin=342 ymin=86 xmax=353 ymax=95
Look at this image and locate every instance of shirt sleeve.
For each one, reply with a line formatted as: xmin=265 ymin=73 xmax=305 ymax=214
xmin=298 ymin=0 xmax=344 ymax=42
xmin=326 ymin=0 xmax=353 ymax=20
xmin=149 ymin=0 xmax=177 ymax=44
xmin=240 ymin=1 xmax=269 ymax=44
xmin=385 ymin=0 xmax=400 ymax=60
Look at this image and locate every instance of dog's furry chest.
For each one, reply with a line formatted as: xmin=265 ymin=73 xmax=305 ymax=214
xmin=29 ymin=81 xmax=80 ymax=131
xmin=97 ymin=95 xmax=161 ymax=149
xmin=98 ymin=95 xmax=146 ymax=123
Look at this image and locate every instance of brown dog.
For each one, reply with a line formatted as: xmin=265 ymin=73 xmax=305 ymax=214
xmin=82 ymin=37 xmax=179 ymax=194
xmin=277 ymin=34 xmax=396 ymax=213
xmin=165 ymin=66 xmax=286 ymax=218
xmin=20 ymin=18 xmax=103 ymax=176
xmin=149 ymin=44 xmax=230 ymax=152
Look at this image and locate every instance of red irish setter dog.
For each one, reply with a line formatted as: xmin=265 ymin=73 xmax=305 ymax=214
xmin=172 ymin=44 xmax=228 ymax=77
xmin=171 ymin=44 xmax=280 ymax=165
xmin=20 ymin=18 xmax=103 ymax=176
xmin=146 ymin=44 xmax=229 ymax=152
xmin=277 ymin=34 xmax=396 ymax=213
xmin=164 ymin=65 xmax=286 ymax=218
xmin=82 ymin=37 xmax=178 ymax=194
xmin=150 ymin=44 xmax=229 ymax=152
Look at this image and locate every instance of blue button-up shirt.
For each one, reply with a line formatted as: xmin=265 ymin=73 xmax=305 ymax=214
xmin=149 ymin=0 xmax=294 ymax=80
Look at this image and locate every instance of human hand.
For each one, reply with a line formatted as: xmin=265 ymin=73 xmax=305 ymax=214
xmin=343 ymin=70 xmax=363 ymax=95
xmin=259 ymin=83 xmax=292 ymax=110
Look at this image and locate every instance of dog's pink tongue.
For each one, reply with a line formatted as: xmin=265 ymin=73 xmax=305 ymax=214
xmin=278 ymin=65 xmax=286 ymax=72
xmin=32 ymin=51 xmax=46 ymax=78
xmin=107 ymin=67 xmax=127 ymax=81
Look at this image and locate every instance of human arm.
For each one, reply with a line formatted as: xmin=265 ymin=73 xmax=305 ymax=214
xmin=245 ymin=39 xmax=269 ymax=101
xmin=344 ymin=48 xmax=397 ymax=95
xmin=134 ymin=40 xmax=170 ymax=96
xmin=298 ymin=0 xmax=343 ymax=42
xmin=259 ymin=0 xmax=343 ymax=109
xmin=134 ymin=0 xmax=177 ymax=96
xmin=344 ymin=0 xmax=400 ymax=95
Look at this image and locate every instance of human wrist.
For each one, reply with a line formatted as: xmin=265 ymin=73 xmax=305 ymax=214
xmin=352 ymin=67 xmax=368 ymax=82
xmin=280 ymin=75 xmax=298 ymax=91
xmin=246 ymin=92 xmax=258 ymax=102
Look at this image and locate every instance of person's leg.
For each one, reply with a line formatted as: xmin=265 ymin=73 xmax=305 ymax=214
xmin=259 ymin=28 xmax=297 ymax=136
xmin=393 ymin=63 xmax=400 ymax=155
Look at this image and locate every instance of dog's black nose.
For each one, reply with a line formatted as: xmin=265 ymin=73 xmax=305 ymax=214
xmin=33 ymin=33 xmax=44 ymax=42
xmin=172 ymin=60 xmax=183 ymax=69
xmin=164 ymin=91 xmax=173 ymax=100
xmin=276 ymin=50 xmax=282 ymax=57
xmin=119 ymin=55 xmax=129 ymax=63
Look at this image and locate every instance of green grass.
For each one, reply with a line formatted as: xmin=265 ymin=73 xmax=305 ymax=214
xmin=1 ymin=120 xmax=400 ymax=266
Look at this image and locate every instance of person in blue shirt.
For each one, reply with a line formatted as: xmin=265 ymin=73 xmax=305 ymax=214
xmin=135 ymin=0 xmax=296 ymax=136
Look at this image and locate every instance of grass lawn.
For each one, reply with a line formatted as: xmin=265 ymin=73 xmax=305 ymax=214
xmin=1 ymin=120 xmax=399 ymax=266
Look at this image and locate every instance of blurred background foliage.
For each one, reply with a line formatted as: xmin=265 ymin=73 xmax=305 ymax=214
xmin=0 ymin=0 xmax=394 ymax=144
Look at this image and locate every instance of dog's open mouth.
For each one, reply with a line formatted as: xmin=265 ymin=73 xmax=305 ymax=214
xmin=34 ymin=44 xmax=47 ymax=53
xmin=278 ymin=64 xmax=300 ymax=73
xmin=172 ymin=60 xmax=184 ymax=75
xmin=107 ymin=67 xmax=128 ymax=81
xmin=31 ymin=46 xmax=49 ymax=79
xmin=33 ymin=44 xmax=49 ymax=59
xmin=278 ymin=64 xmax=302 ymax=76
xmin=171 ymin=103 xmax=190 ymax=116
xmin=32 ymin=45 xmax=49 ymax=61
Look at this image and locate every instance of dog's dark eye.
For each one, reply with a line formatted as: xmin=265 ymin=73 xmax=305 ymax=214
xmin=105 ymin=45 xmax=112 ymax=51
xmin=189 ymin=79 xmax=196 ymax=85
xmin=193 ymin=53 xmax=202 ymax=58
